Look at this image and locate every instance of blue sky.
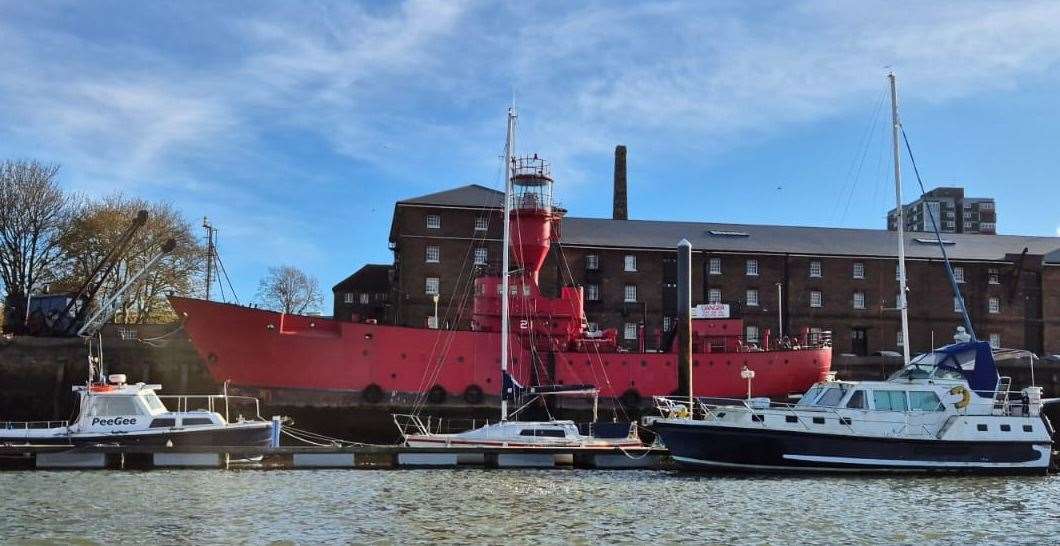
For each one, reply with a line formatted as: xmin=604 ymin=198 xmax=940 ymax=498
xmin=2 ymin=1 xmax=1059 ymax=309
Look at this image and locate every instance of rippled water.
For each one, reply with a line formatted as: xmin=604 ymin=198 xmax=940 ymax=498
xmin=1 ymin=469 xmax=1058 ymax=544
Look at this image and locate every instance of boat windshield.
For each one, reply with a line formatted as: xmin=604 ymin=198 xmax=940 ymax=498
xmin=888 ymin=352 xmax=966 ymax=381
xmin=796 ymin=386 xmax=847 ymax=407
xmin=141 ymin=392 xmax=167 ymax=413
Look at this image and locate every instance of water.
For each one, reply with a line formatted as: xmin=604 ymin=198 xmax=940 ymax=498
xmin=2 ymin=470 xmax=1058 ymax=544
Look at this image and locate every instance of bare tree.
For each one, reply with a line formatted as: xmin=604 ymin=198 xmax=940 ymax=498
xmin=256 ymin=265 xmax=322 ymax=314
xmin=57 ymin=194 xmax=204 ymax=324
xmin=0 ymin=160 xmax=73 ymax=330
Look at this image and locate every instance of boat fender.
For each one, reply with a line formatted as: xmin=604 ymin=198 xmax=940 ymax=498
xmin=949 ymin=385 xmax=971 ymax=409
xmin=463 ymin=384 xmax=484 ymax=405
xmin=620 ymin=389 xmax=641 ymax=408
xmin=362 ymin=384 xmax=384 ymax=404
xmin=428 ymin=385 xmax=447 ymax=404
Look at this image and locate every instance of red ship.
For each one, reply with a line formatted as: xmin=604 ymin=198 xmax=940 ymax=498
xmin=168 ymin=155 xmax=831 ymax=435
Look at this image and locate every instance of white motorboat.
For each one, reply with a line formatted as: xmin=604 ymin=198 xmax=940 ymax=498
xmin=0 ymin=373 xmax=276 ymax=447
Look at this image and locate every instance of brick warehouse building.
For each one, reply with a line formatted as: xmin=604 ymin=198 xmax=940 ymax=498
xmin=335 ymin=149 xmax=1060 ymax=358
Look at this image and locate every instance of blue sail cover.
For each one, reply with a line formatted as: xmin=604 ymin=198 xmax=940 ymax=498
xmin=934 ymin=341 xmax=1000 ymax=396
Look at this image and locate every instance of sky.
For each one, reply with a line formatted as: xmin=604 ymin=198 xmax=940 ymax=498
xmin=2 ymin=1 xmax=1059 ymax=310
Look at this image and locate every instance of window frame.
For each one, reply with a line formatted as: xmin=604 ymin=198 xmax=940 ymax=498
xmin=473 ymin=247 xmax=488 ymax=266
xmin=426 ymin=214 xmax=441 ymax=229
xmin=988 ymin=297 xmax=1000 ymax=314
xmin=425 ymin=245 xmax=440 ymax=263
xmin=809 ymin=290 xmax=822 ymax=308
xmin=708 ymin=257 xmax=722 ymax=275
xmin=624 ymin=284 xmax=637 ymax=303
xmin=809 ymin=260 xmax=822 ymax=278
xmin=708 ymin=288 xmax=722 ymax=304
xmin=745 ymin=259 xmax=759 ymax=276
xmin=623 ymin=255 xmax=637 ymax=272
xmin=745 ymin=288 xmax=759 ymax=307
xmin=585 ymin=284 xmax=600 ymax=302
xmin=474 ymin=216 xmax=488 ymax=231
xmin=853 ymin=262 xmax=865 ymax=279
xmin=585 ymin=254 xmax=600 ymax=271
xmin=623 ymin=322 xmax=638 ymax=340
xmin=852 ymin=291 xmax=865 ymax=310
xmin=425 ymin=277 xmax=440 ymax=296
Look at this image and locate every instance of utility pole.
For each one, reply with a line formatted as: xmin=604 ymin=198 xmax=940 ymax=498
xmin=203 ymin=217 xmax=216 ymax=301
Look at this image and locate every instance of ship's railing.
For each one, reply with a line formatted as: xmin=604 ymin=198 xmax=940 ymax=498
xmin=157 ymin=394 xmax=263 ymax=423
xmin=0 ymin=420 xmax=70 ymax=430
xmin=392 ymin=413 xmax=433 ymax=440
xmin=651 ymin=395 xmax=947 ymax=436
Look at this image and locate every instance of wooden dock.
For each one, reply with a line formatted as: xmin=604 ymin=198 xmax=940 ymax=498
xmin=0 ymin=444 xmax=668 ymax=470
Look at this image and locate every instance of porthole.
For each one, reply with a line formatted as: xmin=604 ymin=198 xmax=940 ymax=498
xmin=977 ymin=424 xmax=988 ymax=432
xmin=812 ymin=417 xmax=825 ymax=424
xmin=1000 ymin=424 xmax=1011 ymax=432
xmin=1023 ymin=425 xmax=1033 ymax=432
xmin=785 ymin=415 xmax=798 ymax=423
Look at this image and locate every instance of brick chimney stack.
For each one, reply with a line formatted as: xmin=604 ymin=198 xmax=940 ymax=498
xmin=613 ymin=145 xmax=628 ymax=220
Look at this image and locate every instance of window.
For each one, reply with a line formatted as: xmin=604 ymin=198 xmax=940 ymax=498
xmin=1000 ymin=424 xmax=1011 ymax=432
xmin=745 ymin=325 xmax=759 ymax=343
xmin=953 ymin=267 xmax=965 ymax=283
xmin=182 ymin=417 xmax=213 ymax=426
xmin=846 ymin=390 xmax=866 ymax=409
xmin=909 ymin=391 xmax=943 ymax=411
xmin=746 ymin=259 xmax=758 ymax=276
xmin=359 ymin=293 xmax=369 ymax=304
xmin=585 ymin=284 xmax=600 ymax=302
xmin=624 ymin=284 xmax=637 ymax=303
xmin=872 ymin=390 xmax=908 ymax=412
xmin=853 ymin=292 xmax=865 ymax=310
xmin=896 ymin=330 xmax=904 ymax=347
xmin=85 ymin=396 xmax=142 ymax=417
xmin=344 ymin=292 xmax=354 ymax=304
xmin=746 ymin=289 xmax=759 ymax=307
xmin=988 ymin=268 xmax=1000 ymax=285
xmin=809 ymin=260 xmax=822 ymax=278
xmin=662 ymin=316 xmax=673 ymax=332
xmin=425 ymin=277 xmax=439 ymax=295
xmin=809 ymin=290 xmax=822 ymax=308
xmin=895 ymin=267 xmax=901 ymax=281
xmin=587 ymin=322 xmax=599 ymax=332
xmin=474 ymin=216 xmax=488 ymax=231
xmin=954 ymin=297 xmax=963 ymax=313
xmin=426 ymin=214 xmax=441 ymax=229
xmin=474 ymin=247 xmax=488 ymax=265
xmin=853 ymin=262 xmax=864 ymax=279
xmin=624 ymin=322 xmax=638 ymax=340
xmin=709 ymin=257 xmax=722 ymax=275
xmin=708 ymin=288 xmax=722 ymax=304
xmin=426 ymin=245 xmax=440 ymax=263
xmin=519 ymin=429 xmax=565 ymax=438
xmin=142 ymin=393 xmax=166 ymax=413
xmin=977 ymin=424 xmax=988 ymax=432
xmin=586 ymin=254 xmax=599 ymax=270
xmin=624 ymin=255 xmax=637 ymax=272
xmin=149 ymin=418 xmax=176 ymax=428
xmin=988 ymin=297 xmax=1000 ymax=314
xmin=989 ymin=333 xmax=1001 ymax=349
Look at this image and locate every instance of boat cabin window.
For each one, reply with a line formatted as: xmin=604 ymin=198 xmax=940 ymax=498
xmin=908 ymin=391 xmax=944 ymax=411
xmin=872 ymin=390 xmax=908 ymax=412
xmin=519 ymin=429 xmax=566 ymax=438
xmin=796 ymin=387 xmax=824 ymax=407
xmin=141 ymin=393 xmax=167 ymax=413
xmin=889 ymin=351 xmax=971 ymax=381
xmin=182 ymin=417 xmax=214 ymax=426
xmin=85 ymin=396 xmax=143 ymax=417
xmin=845 ymin=390 xmax=867 ymax=409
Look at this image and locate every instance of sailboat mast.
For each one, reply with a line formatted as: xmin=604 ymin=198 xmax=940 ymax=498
xmin=500 ymin=107 xmax=516 ymax=422
xmin=889 ymin=73 xmax=911 ymax=364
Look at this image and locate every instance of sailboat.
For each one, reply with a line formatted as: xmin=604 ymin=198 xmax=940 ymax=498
xmin=393 ymin=108 xmax=642 ymax=450
xmin=644 ymin=73 xmax=1055 ymax=473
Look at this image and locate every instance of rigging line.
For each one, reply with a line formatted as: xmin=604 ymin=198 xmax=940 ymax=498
xmin=900 ymin=128 xmax=977 ymax=340
xmin=830 ymin=88 xmax=887 ymax=225
xmin=838 ymin=90 xmax=887 ymax=225
xmin=215 ymin=250 xmax=240 ymax=304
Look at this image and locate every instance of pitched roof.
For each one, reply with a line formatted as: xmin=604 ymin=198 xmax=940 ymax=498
xmin=398 ymin=184 xmax=503 ymax=208
xmin=332 ymin=264 xmax=392 ymax=292
xmin=560 ymin=217 xmax=1060 ymax=263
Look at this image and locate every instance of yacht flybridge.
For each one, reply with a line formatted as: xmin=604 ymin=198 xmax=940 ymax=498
xmin=0 ymin=374 xmax=275 ymax=447
xmin=646 ymin=330 xmax=1054 ymax=473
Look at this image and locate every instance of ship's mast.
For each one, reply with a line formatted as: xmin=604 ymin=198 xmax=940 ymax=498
xmin=500 ymin=107 xmax=516 ymax=422
xmin=889 ymin=72 xmax=911 ymax=365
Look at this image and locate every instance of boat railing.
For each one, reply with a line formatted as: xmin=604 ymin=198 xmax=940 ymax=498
xmin=392 ymin=413 xmax=433 ymax=439
xmin=157 ymin=394 xmax=263 ymax=423
xmin=0 ymin=420 xmax=70 ymax=430
xmin=651 ymin=395 xmax=958 ymax=435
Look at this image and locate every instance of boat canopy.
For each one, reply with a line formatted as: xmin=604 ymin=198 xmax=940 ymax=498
xmin=889 ymin=341 xmax=999 ymax=396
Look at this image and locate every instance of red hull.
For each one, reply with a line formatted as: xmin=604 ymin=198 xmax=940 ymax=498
xmin=169 ymin=297 xmax=831 ymax=403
